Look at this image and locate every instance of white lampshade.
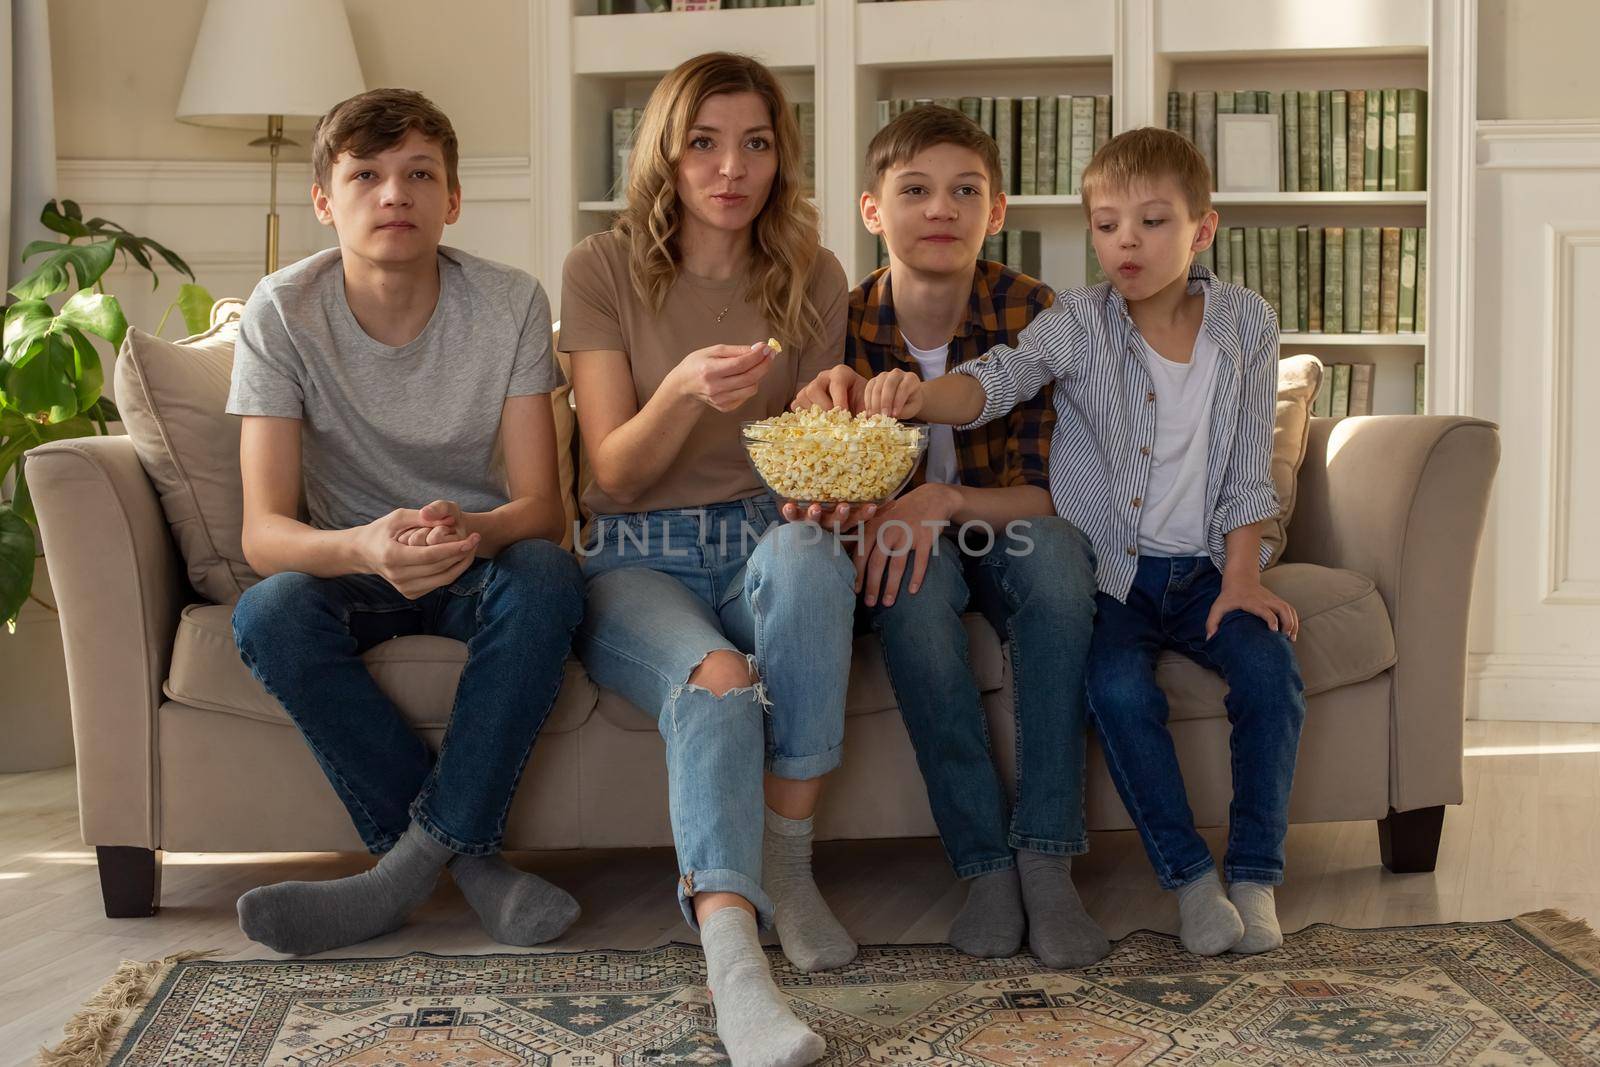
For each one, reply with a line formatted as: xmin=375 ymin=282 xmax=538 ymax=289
xmin=177 ymin=0 xmax=366 ymax=129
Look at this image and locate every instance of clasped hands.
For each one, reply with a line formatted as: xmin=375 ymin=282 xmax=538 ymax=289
xmin=357 ymin=500 xmax=479 ymax=600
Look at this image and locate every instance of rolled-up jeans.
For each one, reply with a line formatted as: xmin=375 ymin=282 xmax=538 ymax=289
xmin=575 ymin=494 xmax=857 ymax=929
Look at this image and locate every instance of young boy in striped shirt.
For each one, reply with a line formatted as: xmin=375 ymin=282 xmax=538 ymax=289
xmin=864 ymin=127 xmax=1306 ymax=957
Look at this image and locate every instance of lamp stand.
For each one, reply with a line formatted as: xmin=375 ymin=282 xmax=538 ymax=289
xmin=249 ymin=115 xmax=296 ymax=275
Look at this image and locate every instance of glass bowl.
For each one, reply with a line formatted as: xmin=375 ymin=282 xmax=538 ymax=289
xmin=741 ymin=414 xmax=928 ymax=508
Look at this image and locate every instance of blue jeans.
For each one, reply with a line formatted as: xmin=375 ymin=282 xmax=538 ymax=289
xmin=575 ymin=495 xmax=856 ymax=930
xmin=1086 ymin=555 xmax=1306 ymax=889
xmin=866 ymin=516 xmax=1097 ymax=877
xmin=231 ymin=538 xmax=585 ymax=857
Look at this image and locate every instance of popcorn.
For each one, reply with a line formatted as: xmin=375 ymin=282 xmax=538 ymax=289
xmin=743 ymin=405 xmax=925 ymax=503
xmin=766 ymin=337 xmax=783 ymax=353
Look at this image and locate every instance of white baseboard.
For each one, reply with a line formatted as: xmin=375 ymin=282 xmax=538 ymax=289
xmin=1467 ymin=653 xmax=1600 ymax=722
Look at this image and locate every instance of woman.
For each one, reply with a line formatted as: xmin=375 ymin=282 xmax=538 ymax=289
xmin=559 ymin=53 xmax=854 ymax=1066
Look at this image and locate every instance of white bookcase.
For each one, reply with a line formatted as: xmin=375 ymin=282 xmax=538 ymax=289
xmin=530 ymin=0 xmax=1473 ymax=417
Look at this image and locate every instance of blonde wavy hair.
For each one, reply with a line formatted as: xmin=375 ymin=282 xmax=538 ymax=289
xmin=616 ymin=52 xmax=825 ymax=350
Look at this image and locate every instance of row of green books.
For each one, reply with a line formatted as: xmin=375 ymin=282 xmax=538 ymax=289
xmin=597 ymin=0 xmax=812 ymax=13
xmin=1195 ymin=225 xmax=1427 ymax=335
xmin=1167 ymin=88 xmax=1427 ymax=193
xmin=876 ymin=96 xmax=1113 ymax=197
xmin=876 ymin=229 xmax=1043 ymax=277
xmin=609 ymin=102 xmax=816 ymax=196
xmin=1314 ymin=363 xmax=1375 ymax=418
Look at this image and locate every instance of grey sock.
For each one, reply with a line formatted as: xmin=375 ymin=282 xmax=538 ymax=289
xmin=1175 ymin=869 xmax=1244 ymax=956
xmin=762 ymin=808 xmax=857 ymax=972
xmin=701 ymin=906 xmax=825 ymax=1067
xmin=1228 ymin=881 xmax=1283 ymax=953
xmin=237 ymin=821 xmax=447 ymax=955
xmin=449 ymin=852 xmax=580 ymax=947
xmin=1018 ymin=850 xmax=1111 ymax=968
xmin=947 ymin=867 xmax=1025 ymax=958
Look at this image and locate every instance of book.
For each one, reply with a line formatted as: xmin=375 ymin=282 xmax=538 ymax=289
xmin=1318 ymin=90 xmax=1332 ymax=191
xmin=1086 ymin=240 xmax=1107 ymax=285
xmin=1282 ymin=91 xmax=1300 ymax=193
xmin=1298 ymin=91 xmax=1319 ymax=192
xmin=1308 ymin=226 xmax=1324 ymax=331
xmin=983 ymin=233 xmax=1003 ymax=263
xmin=979 ymin=96 xmax=995 ymax=137
xmin=1364 ymin=88 xmax=1382 ymax=191
xmin=610 ymin=106 xmax=637 ymax=197
xmin=1229 ymin=227 xmax=1246 ymax=288
xmin=1323 ymin=227 xmax=1344 ymax=333
xmin=1398 ymin=88 xmax=1428 ymax=191
xmin=1053 ymin=96 xmax=1072 ymax=194
xmin=1399 ymin=226 xmax=1419 ymax=331
xmin=1361 ymin=227 xmax=1381 ymax=332
xmin=1069 ymin=95 xmax=1095 ymax=193
xmin=959 ymin=96 xmax=982 ymax=124
xmin=1244 ymin=226 xmax=1263 ymax=295
xmin=1266 ymin=91 xmax=1283 ymax=190
xmin=1179 ymin=91 xmax=1194 ymax=143
xmin=1278 ymin=226 xmax=1299 ymax=332
xmin=1019 ymin=97 xmax=1038 ymax=195
xmin=1379 ymin=226 xmax=1401 ymax=332
xmin=1347 ymin=88 xmax=1366 ymax=192
xmin=1216 ymin=221 xmax=1232 ymax=281
xmin=1038 ymin=95 xmax=1058 ymax=197
xmin=1093 ymin=95 xmax=1111 ymax=152
xmin=1195 ymin=243 xmax=1215 ymax=273
xmin=875 ymin=99 xmax=892 ymax=130
xmin=1343 ymin=227 xmax=1362 ymax=333
xmin=1167 ymin=90 xmax=1181 ymax=131
xmin=1196 ymin=91 xmax=1218 ymax=190
xmin=1415 ymin=361 xmax=1426 ymax=414
xmin=795 ymin=101 xmax=815 ymax=195
xmin=1330 ymin=362 xmax=1352 ymax=417
xmin=1218 ymin=90 xmax=1235 ymax=116
xmin=1296 ymin=225 xmax=1311 ymax=332
xmin=1420 ymin=230 xmax=1433 ymax=334
xmin=1237 ymin=90 xmax=1256 ymax=115
xmin=996 ymin=97 xmax=1020 ymax=194
xmin=1330 ymin=90 xmax=1348 ymax=193
xmin=1380 ymin=87 xmax=1399 ymax=191
xmin=1261 ymin=226 xmax=1281 ymax=320
xmin=1312 ymin=372 xmax=1333 ymax=417
xmin=1349 ymin=362 xmax=1374 ymax=416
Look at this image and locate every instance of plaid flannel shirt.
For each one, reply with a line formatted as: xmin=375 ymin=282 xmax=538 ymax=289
xmin=845 ymin=260 xmax=1056 ymax=492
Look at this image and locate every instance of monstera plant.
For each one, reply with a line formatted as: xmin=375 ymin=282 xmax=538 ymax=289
xmin=0 ymin=199 xmax=212 ymax=629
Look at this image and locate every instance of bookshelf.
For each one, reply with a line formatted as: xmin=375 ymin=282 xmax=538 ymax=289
xmin=530 ymin=0 xmax=1472 ymax=417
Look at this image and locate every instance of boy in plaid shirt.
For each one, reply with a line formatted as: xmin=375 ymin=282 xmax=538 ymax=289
xmin=793 ymin=106 xmax=1107 ymax=968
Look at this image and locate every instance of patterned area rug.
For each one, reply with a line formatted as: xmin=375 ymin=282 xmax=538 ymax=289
xmin=41 ymin=912 xmax=1600 ymax=1066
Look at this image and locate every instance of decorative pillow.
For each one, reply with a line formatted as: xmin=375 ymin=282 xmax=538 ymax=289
xmin=115 ymin=311 xmax=258 ymax=604
xmin=1263 ymin=353 xmax=1324 ymax=565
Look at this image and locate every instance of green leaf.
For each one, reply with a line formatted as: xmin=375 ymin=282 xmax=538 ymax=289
xmin=39 ymin=201 xmax=90 ymax=240
xmin=177 ymin=284 xmax=214 ymax=335
xmin=19 ymin=238 xmax=66 ymax=261
xmin=3 ymin=300 xmax=55 ymax=360
xmin=8 ymin=240 xmax=117 ymax=300
xmin=5 ymin=332 xmax=79 ymax=421
xmin=147 ymin=240 xmax=195 ymax=282
xmin=58 ymin=291 xmax=128 ymax=349
xmin=58 ymin=324 xmax=104 ymax=412
xmin=0 ymin=506 xmax=36 ymax=630
xmin=88 ymin=395 xmax=121 ymax=425
xmin=61 ymin=199 xmax=83 ymax=221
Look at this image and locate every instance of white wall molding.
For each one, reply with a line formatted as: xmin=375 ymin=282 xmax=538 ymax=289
xmin=1542 ymin=224 xmax=1600 ymax=605
xmin=1477 ymin=121 xmax=1600 ymax=169
xmin=1469 ymin=654 xmax=1600 ymax=722
xmin=54 ymin=157 xmax=532 ymax=207
xmin=1429 ymin=0 xmax=1478 ymax=417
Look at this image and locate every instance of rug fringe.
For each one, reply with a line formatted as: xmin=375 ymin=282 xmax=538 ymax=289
xmin=36 ymin=950 xmax=215 ymax=1067
xmin=1517 ymin=909 xmax=1600 ymax=973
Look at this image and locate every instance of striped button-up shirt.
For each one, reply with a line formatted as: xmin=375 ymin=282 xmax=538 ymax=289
xmin=954 ymin=264 xmax=1281 ymax=602
xmin=847 ymin=261 xmax=1055 ymax=491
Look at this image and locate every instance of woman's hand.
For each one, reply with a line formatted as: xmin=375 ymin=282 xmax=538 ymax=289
xmin=667 ymin=341 xmax=778 ymax=413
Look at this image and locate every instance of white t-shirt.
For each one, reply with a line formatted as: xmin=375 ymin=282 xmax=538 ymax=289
xmin=902 ymin=334 xmax=960 ymax=485
xmin=1135 ymin=288 xmax=1223 ymax=557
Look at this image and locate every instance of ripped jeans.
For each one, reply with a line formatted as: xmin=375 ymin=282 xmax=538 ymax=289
xmin=575 ymin=495 xmax=857 ymax=929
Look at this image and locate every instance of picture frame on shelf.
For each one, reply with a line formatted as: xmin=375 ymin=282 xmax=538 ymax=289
xmin=1217 ymin=113 xmax=1281 ymax=194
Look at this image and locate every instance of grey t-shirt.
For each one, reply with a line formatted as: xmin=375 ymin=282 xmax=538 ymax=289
xmin=227 ymin=246 xmax=562 ymax=531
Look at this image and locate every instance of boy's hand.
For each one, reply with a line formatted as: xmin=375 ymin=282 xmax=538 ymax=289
xmin=394 ymin=500 xmax=470 ymax=547
xmin=1207 ymin=575 xmax=1300 ymax=641
xmin=356 ymin=508 xmax=480 ymax=599
xmin=668 ymin=341 xmax=778 ymax=413
xmin=861 ymin=368 xmax=925 ymax=420
xmin=856 ymin=484 xmax=958 ymax=607
xmin=792 ymin=365 xmax=867 ymax=413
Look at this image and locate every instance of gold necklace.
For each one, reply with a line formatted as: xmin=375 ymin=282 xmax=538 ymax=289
xmin=683 ymin=272 xmax=737 ymax=323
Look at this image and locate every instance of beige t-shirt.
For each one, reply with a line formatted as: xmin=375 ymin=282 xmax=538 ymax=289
xmin=559 ymin=230 xmax=848 ymax=516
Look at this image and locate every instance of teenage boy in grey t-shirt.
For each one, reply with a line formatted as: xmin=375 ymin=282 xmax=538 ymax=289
xmin=227 ymin=88 xmax=585 ymax=956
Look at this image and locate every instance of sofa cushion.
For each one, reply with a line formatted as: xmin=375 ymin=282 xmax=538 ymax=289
xmin=165 ymin=603 xmax=598 ymax=734
xmin=1262 ymin=353 xmax=1323 ymax=565
xmin=115 ymin=313 xmax=259 ymax=604
xmin=1157 ymin=561 xmax=1396 ymax=720
xmin=591 ymin=612 xmax=1007 ymax=732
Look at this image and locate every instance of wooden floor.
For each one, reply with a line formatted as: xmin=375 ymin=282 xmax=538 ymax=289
xmin=2 ymin=718 xmax=1598 ymax=1065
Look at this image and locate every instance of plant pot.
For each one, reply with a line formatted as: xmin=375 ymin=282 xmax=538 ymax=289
xmin=0 ymin=556 xmax=75 ymax=771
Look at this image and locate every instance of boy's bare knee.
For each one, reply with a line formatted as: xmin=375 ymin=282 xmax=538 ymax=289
xmin=686 ymin=650 xmax=758 ymax=698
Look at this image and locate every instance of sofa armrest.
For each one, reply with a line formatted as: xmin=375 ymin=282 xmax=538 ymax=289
xmin=26 ymin=434 xmax=187 ymax=848
xmin=1284 ymin=415 xmax=1500 ymax=812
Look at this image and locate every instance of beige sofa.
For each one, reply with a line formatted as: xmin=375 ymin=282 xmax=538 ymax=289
xmin=28 ymin=335 xmax=1499 ymax=917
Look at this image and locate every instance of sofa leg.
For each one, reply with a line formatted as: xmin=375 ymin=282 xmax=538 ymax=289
xmin=1377 ymin=806 xmax=1445 ymax=874
xmin=96 ymin=846 xmax=161 ymax=917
